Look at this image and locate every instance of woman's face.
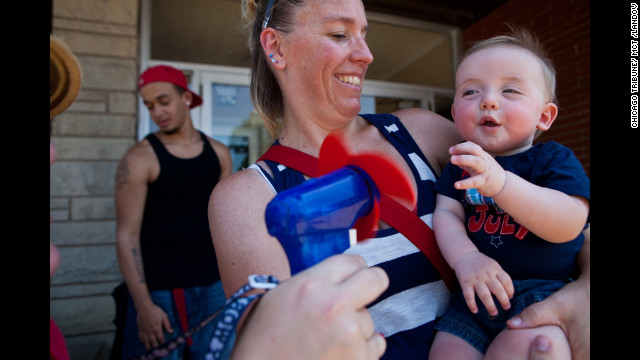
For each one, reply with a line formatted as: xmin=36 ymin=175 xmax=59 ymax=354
xmin=279 ymin=0 xmax=373 ymax=123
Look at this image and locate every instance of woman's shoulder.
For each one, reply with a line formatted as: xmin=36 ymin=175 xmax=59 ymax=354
xmin=211 ymin=164 xmax=274 ymax=205
xmin=392 ymin=108 xmax=452 ymax=129
xmin=391 ymin=108 xmax=462 ymax=174
xmin=214 ymin=165 xmax=261 ymax=192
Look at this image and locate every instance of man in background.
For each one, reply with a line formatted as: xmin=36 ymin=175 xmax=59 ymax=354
xmin=115 ymin=65 xmax=232 ymax=359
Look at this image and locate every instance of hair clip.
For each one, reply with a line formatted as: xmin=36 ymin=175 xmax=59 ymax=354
xmin=262 ymin=0 xmax=276 ymax=30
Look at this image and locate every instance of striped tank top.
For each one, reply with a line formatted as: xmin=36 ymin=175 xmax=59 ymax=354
xmin=251 ymin=113 xmax=450 ymax=359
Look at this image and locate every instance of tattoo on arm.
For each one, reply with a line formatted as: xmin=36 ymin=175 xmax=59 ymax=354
xmin=132 ymin=249 xmax=146 ymax=284
xmin=115 ymin=158 xmax=130 ymax=190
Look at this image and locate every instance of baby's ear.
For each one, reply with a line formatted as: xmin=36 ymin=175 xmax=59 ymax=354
xmin=537 ymin=102 xmax=558 ymax=131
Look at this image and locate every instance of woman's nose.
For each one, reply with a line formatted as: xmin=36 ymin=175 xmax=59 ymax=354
xmin=353 ymin=36 xmax=374 ymax=65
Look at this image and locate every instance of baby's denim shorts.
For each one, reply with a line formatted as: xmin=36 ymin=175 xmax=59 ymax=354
xmin=434 ymin=278 xmax=570 ymax=354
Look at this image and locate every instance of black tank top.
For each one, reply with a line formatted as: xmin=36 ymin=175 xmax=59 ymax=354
xmin=140 ymin=131 xmax=222 ymax=290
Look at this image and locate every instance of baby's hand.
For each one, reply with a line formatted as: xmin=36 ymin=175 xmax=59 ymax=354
xmin=453 ymin=251 xmax=514 ymax=316
xmin=449 ymin=142 xmax=506 ymax=197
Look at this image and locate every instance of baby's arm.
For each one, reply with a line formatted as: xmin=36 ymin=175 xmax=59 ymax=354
xmin=434 ymin=194 xmax=514 ymax=316
xmin=449 ymin=142 xmax=589 ymax=243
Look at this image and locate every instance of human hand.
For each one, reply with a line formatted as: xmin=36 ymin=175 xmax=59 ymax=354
xmin=136 ymin=303 xmax=174 ymax=350
xmin=507 ymin=276 xmax=590 ymax=360
xmin=449 ymin=141 xmax=506 ymax=197
xmin=453 ymin=251 xmax=513 ymax=316
xmin=231 ymin=254 xmax=389 ymax=360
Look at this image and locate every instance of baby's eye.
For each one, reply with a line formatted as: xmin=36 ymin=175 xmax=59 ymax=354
xmin=503 ymin=88 xmax=521 ymax=94
xmin=462 ymin=89 xmax=477 ymax=96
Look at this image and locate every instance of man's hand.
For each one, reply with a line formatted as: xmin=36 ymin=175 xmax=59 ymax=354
xmin=137 ymin=304 xmax=174 ymax=350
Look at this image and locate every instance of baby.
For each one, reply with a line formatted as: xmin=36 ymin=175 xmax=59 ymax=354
xmin=429 ymin=26 xmax=590 ymax=360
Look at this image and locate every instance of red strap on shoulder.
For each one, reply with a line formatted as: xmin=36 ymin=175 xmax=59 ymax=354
xmin=258 ymin=145 xmax=319 ymax=177
xmin=258 ymin=145 xmax=455 ymax=292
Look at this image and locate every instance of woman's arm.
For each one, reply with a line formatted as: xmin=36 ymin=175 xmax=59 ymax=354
xmin=208 ymin=166 xmax=292 ymax=329
xmin=209 ymin=167 xmax=391 ymax=360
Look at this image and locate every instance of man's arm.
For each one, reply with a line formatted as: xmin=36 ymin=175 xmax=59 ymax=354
xmin=115 ymin=145 xmax=173 ymax=349
xmin=209 ymin=138 xmax=233 ymax=181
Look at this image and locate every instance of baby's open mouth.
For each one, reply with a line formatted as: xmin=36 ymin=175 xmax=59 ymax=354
xmin=481 ymin=117 xmax=499 ymax=127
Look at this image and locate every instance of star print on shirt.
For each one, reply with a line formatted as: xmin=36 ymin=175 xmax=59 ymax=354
xmin=490 ymin=236 xmax=503 ymax=248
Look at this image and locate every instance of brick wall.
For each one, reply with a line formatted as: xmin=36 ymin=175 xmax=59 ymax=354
xmin=462 ymin=0 xmax=591 ymax=177
xmin=50 ymin=1 xmax=139 ymax=359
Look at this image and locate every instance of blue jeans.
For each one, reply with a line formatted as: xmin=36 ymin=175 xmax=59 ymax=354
xmin=434 ymin=278 xmax=570 ymax=354
xmin=121 ymin=281 xmax=234 ymax=360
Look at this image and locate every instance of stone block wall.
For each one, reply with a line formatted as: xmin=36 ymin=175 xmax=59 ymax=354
xmin=50 ymin=1 xmax=139 ymax=359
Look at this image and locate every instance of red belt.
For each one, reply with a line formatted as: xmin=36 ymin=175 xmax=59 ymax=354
xmin=172 ymin=288 xmax=194 ymax=346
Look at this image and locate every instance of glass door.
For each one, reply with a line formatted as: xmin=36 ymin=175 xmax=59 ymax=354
xmin=198 ymin=66 xmax=453 ymax=173
xmin=201 ymin=68 xmax=266 ymax=173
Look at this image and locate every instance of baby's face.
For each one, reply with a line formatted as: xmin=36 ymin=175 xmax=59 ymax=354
xmin=452 ymin=45 xmax=555 ymax=156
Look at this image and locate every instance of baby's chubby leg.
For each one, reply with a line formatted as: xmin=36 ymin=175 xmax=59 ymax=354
xmin=429 ymin=331 xmax=483 ymax=360
xmin=484 ymin=325 xmax=570 ymax=360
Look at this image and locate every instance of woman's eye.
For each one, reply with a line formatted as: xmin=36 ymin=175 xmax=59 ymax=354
xmin=331 ymin=33 xmax=347 ymax=40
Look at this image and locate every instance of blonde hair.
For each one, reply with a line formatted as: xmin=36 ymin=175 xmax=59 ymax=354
xmin=241 ymin=0 xmax=306 ymax=138
xmin=457 ymin=25 xmax=557 ymax=105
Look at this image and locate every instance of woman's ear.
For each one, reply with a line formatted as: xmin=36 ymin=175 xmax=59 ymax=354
xmin=537 ymin=102 xmax=558 ymax=131
xmin=260 ymin=28 xmax=285 ymax=68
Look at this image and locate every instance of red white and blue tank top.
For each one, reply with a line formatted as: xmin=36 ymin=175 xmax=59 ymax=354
xmin=251 ymin=113 xmax=450 ymax=359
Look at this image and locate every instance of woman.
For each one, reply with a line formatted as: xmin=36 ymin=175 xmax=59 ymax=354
xmin=209 ymin=0 xmax=590 ymax=359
